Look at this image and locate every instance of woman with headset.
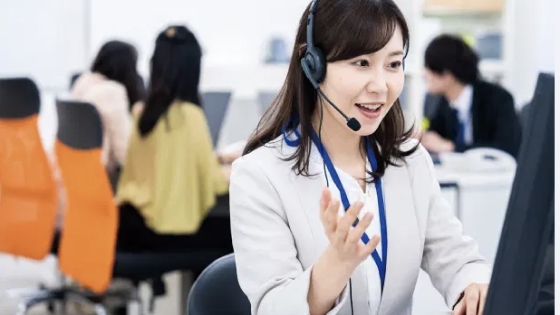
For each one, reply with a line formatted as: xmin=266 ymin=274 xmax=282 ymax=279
xmin=229 ymin=0 xmax=490 ymax=315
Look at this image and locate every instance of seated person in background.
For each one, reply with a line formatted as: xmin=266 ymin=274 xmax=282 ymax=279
xmin=115 ymin=25 xmax=233 ymax=254
xmin=50 ymin=41 xmax=143 ymax=227
xmin=421 ymin=34 xmax=522 ymax=158
xmin=71 ymin=40 xmax=144 ymax=174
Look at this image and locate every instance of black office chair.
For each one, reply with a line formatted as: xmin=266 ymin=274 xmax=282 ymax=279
xmin=186 ymin=254 xmax=251 ymax=315
xmin=0 ymin=77 xmax=40 ymax=118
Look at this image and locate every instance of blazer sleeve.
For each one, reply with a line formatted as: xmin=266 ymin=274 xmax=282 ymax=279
xmin=483 ymin=91 xmax=521 ymax=157
xmin=456 ymin=88 xmax=522 ymax=157
xmin=416 ymin=145 xmax=492 ymax=308
xmin=229 ymin=157 xmax=349 ymax=315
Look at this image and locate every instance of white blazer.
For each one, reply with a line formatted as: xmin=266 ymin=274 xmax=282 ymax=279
xmin=229 ymin=135 xmax=491 ymax=315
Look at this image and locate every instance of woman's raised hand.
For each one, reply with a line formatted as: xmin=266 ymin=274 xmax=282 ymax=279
xmin=319 ymin=187 xmax=380 ymax=269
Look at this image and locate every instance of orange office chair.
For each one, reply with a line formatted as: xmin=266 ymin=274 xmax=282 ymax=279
xmin=0 ymin=77 xmax=58 ymax=260
xmin=54 ymin=99 xmax=118 ymax=295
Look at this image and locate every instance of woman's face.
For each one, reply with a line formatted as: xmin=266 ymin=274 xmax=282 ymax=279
xmin=319 ymin=26 xmax=405 ymax=137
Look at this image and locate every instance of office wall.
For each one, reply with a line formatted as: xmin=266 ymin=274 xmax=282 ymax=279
xmin=2 ymin=0 xmax=554 ymax=100
xmin=503 ymin=0 xmax=555 ymax=107
xmin=0 ymin=0 xmax=87 ymax=91
xmin=89 ymin=0 xmax=310 ymax=76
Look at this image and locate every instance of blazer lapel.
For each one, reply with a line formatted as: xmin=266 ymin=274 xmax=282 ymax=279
xmin=378 ymin=164 xmax=423 ymax=314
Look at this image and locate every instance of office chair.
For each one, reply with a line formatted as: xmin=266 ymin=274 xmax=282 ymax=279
xmin=0 ymin=79 xmax=103 ymax=315
xmin=201 ymin=91 xmax=232 ymax=147
xmin=55 ymin=100 xmax=118 ymax=295
xmin=186 ymin=253 xmax=251 ymax=315
xmin=13 ymin=100 xmax=121 ymax=315
xmin=0 ymin=77 xmax=59 ymax=260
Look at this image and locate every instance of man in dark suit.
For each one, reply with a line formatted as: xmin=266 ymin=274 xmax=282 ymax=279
xmin=421 ymin=34 xmax=522 ymax=158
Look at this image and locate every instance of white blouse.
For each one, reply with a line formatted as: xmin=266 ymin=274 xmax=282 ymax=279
xmin=319 ymin=155 xmax=384 ymax=315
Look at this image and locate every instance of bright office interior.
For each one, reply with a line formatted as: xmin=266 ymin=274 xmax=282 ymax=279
xmin=0 ymin=0 xmax=556 ymax=314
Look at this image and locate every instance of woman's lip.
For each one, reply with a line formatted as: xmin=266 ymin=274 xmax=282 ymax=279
xmin=356 ymin=104 xmax=382 ymax=119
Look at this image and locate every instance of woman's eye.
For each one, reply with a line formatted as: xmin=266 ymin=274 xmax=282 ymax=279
xmin=354 ymin=60 xmax=369 ymax=67
xmin=389 ymin=61 xmax=402 ymax=69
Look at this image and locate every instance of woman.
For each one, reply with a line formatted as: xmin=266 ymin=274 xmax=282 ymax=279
xmin=229 ymin=1 xmax=490 ymax=315
xmin=71 ymin=40 xmax=144 ymax=173
xmin=51 ymin=41 xmax=142 ymax=228
xmin=115 ymin=25 xmax=232 ymax=253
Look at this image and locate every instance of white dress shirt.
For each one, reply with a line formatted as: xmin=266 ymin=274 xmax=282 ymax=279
xmin=324 ymin=159 xmax=383 ymax=314
xmin=449 ymin=85 xmax=473 ymax=144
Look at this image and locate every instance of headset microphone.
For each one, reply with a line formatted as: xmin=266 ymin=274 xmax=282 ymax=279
xmin=300 ymin=0 xmax=362 ymax=132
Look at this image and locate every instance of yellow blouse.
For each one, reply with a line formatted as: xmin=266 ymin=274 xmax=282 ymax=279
xmin=115 ymin=102 xmax=228 ymax=234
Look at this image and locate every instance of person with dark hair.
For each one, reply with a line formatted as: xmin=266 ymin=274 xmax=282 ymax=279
xmin=229 ymin=1 xmax=490 ymax=315
xmin=71 ymin=40 xmax=143 ymax=173
xmin=115 ymin=25 xmax=232 ymax=251
xmin=421 ymin=34 xmax=522 ymax=157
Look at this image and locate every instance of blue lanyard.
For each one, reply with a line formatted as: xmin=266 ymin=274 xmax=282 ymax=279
xmin=281 ymin=123 xmax=388 ymax=290
xmin=309 ymin=131 xmax=388 ymax=290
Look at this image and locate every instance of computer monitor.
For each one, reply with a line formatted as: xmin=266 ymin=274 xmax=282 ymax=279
xmin=201 ymin=91 xmax=232 ymax=147
xmin=257 ymin=91 xmax=278 ymax=116
xmin=482 ymin=72 xmax=555 ymax=315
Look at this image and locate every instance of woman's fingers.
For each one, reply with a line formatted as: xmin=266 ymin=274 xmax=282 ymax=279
xmin=322 ymin=199 xmax=340 ymax=236
xmin=360 ymin=234 xmax=380 ymax=259
xmin=319 ymin=188 xmax=331 ymax=213
xmin=346 ymin=212 xmax=373 ymax=246
xmin=334 ymin=201 xmax=363 ymax=243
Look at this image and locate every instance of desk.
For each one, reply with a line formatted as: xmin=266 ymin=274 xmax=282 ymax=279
xmin=411 ymin=166 xmax=514 ymax=315
xmin=435 ymin=166 xmax=515 ymax=264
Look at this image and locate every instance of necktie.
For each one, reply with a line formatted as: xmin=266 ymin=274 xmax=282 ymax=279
xmin=452 ymin=107 xmax=465 ymax=145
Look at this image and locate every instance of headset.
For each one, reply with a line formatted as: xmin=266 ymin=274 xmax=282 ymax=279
xmin=300 ymin=0 xmax=361 ymax=132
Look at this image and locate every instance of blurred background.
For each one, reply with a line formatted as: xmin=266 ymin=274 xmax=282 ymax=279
xmin=0 ymin=0 xmax=556 ymax=314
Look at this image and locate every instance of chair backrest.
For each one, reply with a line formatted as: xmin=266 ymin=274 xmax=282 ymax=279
xmin=201 ymin=92 xmax=231 ymax=147
xmin=55 ymin=99 xmax=117 ymax=294
xmin=0 ymin=77 xmax=58 ymax=260
xmin=187 ymin=253 xmax=251 ymax=315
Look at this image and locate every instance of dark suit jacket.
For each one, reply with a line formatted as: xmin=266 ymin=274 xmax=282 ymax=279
xmin=425 ymin=80 xmax=522 ymax=158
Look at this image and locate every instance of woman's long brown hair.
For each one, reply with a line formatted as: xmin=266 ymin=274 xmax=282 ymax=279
xmin=244 ymin=0 xmax=419 ymax=180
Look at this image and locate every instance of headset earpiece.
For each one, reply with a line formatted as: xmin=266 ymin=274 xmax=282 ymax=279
xmin=302 ymin=47 xmax=326 ymax=84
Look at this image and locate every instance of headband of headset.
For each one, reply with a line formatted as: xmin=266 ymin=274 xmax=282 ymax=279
xmin=300 ymin=0 xmax=326 ymax=85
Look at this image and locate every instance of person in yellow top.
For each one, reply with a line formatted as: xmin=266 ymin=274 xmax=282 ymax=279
xmin=115 ymin=25 xmax=235 ymax=253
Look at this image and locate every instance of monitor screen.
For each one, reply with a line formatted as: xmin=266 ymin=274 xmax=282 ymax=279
xmin=482 ymin=73 xmax=555 ymax=315
xmin=201 ymin=92 xmax=232 ymax=148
